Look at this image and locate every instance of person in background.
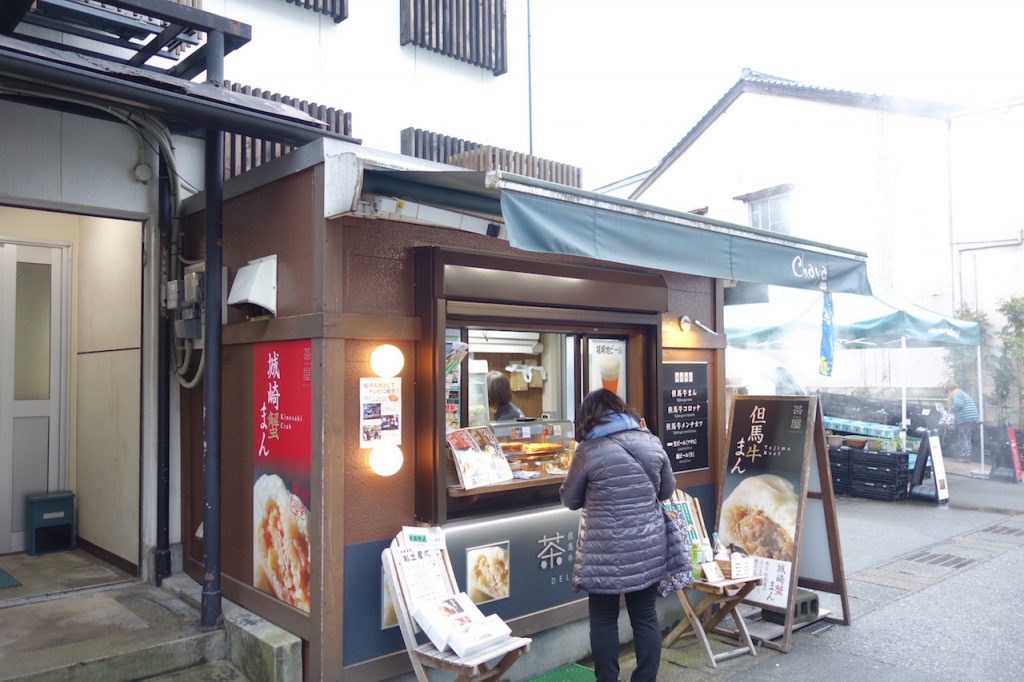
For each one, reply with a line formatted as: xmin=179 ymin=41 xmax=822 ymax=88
xmin=945 ymin=381 xmax=980 ymax=461
xmin=560 ymin=389 xmax=684 ymax=682
xmin=486 ymin=371 xmax=524 ymax=421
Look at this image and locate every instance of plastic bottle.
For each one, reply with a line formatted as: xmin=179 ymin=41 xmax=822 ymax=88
xmin=713 ymin=532 xmax=730 ymax=561
xmin=690 ymin=543 xmax=702 ymax=580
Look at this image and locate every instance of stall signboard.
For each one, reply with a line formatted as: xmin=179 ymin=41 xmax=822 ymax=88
xmin=587 ymin=338 xmax=626 ymax=400
xmin=252 ymin=339 xmax=313 ymax=612
xmin=661 ymin=361 xmax=709 ymax=472
xmin=359 ymin=377 xmax=402 ymax=447
xmin=345 ymin=508 xmax=584 ymax=665
xmin=723 ymin=395 xmax=850 ymax=653
xmin=722 ymin=397 xmax=810 ymax=608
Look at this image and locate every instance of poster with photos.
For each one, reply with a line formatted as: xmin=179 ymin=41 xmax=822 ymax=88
xmin=360 ymin=377 xmax=401 ymax=447
xmin=466 ymin=541 xmax=510 ymax=604
xmin=587 ymin=338 xmax=626 ymax=400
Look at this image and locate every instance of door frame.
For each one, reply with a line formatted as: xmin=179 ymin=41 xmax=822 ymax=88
xmin=0 ymin=236 xmax=71 ymax=553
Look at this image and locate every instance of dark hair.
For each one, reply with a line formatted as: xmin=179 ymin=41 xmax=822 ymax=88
xmin=486 ymin=371 xmax=513 ymax=407
xmin=575 ymin=389 xmax=641 ymax=441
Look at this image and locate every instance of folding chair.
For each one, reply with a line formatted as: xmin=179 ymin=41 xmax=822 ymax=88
xmin=381 ymin=533 xmax=531 ymax=682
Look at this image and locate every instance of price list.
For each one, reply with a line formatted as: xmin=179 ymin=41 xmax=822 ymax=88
xmin=661 ymin=361 xmax=709 ymax=472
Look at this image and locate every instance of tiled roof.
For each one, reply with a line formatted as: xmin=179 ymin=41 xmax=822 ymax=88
xmin=630 ymin=68 xmax=960 ymax=200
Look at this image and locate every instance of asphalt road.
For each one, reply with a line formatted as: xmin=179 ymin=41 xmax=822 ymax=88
xmin=651 ymin=473 xmax=1024 ymax=681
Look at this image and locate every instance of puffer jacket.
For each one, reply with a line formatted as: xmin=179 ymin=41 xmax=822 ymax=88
xmin=560 ymin=423 xmax=676 ymax=594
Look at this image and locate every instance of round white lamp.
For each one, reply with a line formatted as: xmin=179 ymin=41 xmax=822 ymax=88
xmin=369 ymin=442 xmax=404 ymax=476
xmin=370 ymin=344 xmax=404 ymax=377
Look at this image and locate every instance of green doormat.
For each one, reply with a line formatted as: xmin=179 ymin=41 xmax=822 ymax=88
xmin=0 ymin=568 xmax=20 ymax=589
xmin=525 ymin=663 xmax=595 ymax=681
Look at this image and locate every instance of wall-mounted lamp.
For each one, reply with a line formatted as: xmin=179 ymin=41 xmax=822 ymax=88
xmin=679 ymin=315 xmax=692 ymax=333
xmin=369 ymin=442 xmax=404 ymax=476
xmin=370 ymin=344 xmax=404 ymax=377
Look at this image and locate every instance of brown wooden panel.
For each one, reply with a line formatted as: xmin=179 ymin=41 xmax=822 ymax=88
xmin=343 ymin=338 xmax=418 ymax=545
xmin=399 ymin=0 xmax=506 ymax=74
xmin=222 ymin=169 xmax=318 ymax=320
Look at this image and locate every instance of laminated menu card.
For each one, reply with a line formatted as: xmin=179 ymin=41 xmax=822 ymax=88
xmin=445 ymin=426 xmax=514 ymax=490
xmin=412 ymin=592 xmax=512 ymax=657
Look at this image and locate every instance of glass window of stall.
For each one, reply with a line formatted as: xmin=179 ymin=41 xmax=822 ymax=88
xmin=441 ymin=322 xmax=655 ymax=520
xmin=415 ymin=247 xmax=669 ymax=524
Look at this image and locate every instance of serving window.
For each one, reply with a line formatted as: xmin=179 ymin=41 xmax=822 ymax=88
xmin=414 ymin=247 xmax=669 ymax=524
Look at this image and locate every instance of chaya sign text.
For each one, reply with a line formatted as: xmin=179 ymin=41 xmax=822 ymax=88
xmin=791 ymin=255 xmax=828 ymax=290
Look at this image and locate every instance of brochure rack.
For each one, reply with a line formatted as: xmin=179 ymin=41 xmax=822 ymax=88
xmin=381 ymin=528 xmax=531 ymax=681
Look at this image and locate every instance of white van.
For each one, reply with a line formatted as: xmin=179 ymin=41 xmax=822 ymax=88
xmin=725 ymin=347 xmax=806 ymax=397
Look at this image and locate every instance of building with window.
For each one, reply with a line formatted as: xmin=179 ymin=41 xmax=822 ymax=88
xmin=627 ymin=69 xmax=974 ymax=394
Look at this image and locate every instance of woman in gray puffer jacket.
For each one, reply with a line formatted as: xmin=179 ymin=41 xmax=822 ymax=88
xmin=560 ymin=389 xmax=679 ymax=682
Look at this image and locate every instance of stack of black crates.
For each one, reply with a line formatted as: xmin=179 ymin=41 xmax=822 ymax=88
xmin=829 ymin=446 xmax=910 ymax=501
xmin=849 ymin=447 xmax=910 ymax=501
xmin=827 ymin=446 xmax=850 ymax=495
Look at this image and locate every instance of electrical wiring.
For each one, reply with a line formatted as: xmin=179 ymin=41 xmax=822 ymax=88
xmin=1 ymin=84 xmax=207 ymax=387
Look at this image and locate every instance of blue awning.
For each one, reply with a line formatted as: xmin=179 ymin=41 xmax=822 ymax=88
xmin=360 ymin=169 xmax=872 ymax=294
xmin=499 ymin=189 xmax=871 ymax=294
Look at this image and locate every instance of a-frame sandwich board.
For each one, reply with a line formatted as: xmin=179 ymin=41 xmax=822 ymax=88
xmin=720 ymin=395 xmax=850 ymax=653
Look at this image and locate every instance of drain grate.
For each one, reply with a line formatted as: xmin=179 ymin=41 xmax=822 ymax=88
xmin=903 ymin=550 xmax=975 ymax=569
xmin=986 ymin=524 xmax=1024 ymax=537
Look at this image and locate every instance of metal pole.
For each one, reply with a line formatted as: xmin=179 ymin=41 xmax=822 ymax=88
xmin=201 ymin=28 xmax=224 ymax=629
xmin=900 ymin=335 xmax=907 ymax=449
xmin=526 ymin=0 xmax=533 ymax=155
xmin=977 ymin=343 xmax=985 ymax=472
xmin=155 ymin=154 xmax=171 ymax=584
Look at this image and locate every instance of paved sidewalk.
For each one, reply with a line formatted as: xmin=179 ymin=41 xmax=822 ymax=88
xmin=606 ymin=474 xmax=1024 ymax=681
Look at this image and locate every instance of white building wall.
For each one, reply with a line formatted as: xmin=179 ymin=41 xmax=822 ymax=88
xmin=638 ymin=93 xmax=955 ymax=394
xmin=950 ymin=102 xmax=1024 ymax=318
xmin=204 ymin=0 xmax=532 ymax=156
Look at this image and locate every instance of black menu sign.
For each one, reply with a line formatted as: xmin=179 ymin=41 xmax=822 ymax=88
xmin=661 ymin=361 xmax=709 ymax=472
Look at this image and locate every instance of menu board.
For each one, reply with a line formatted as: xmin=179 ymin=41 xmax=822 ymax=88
xmin=721 ymin=397 xmax=810 ymax=608
xmin=661 ymin=362 xmax=709 ymax=472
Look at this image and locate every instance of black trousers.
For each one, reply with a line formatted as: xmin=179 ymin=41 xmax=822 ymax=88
xmin=588 ymin=584 xmax=660 ymax=682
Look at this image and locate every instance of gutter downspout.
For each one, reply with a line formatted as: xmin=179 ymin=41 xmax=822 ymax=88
xmin=201 ymin=29 xmax=225 ymax=629
xmin=155 ymin=155 xmax=171 ymax=584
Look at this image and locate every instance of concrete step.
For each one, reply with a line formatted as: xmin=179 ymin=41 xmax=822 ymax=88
xmin=139 ymin=660 xmax=250 ymax=681
xmin=160 ymin=575 xmax=302 ymax=682
xmin=0 ymin=582 xmax=226 ymax=681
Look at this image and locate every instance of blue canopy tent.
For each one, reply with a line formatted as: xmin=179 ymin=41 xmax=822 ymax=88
xmin=726 ymin=292 xmax=985 ymax=467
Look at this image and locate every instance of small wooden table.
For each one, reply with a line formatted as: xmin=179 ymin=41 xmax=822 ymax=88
xmin=662 ymin=575 xmax=762 ymax=668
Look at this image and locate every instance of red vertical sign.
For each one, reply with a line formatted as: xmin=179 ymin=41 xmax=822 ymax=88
xmin=1008 ymin=426 xmax=1022 ymax=483
xmin=252 ymin=339 xmax=313 ymax=612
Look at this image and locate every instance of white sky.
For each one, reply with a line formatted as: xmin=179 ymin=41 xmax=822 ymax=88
xmin=528 ymin=0 xmax=1024 ymax=190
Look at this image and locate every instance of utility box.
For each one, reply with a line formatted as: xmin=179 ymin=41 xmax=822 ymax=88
xmin=25 ymin=491 xmax=76 ymax=555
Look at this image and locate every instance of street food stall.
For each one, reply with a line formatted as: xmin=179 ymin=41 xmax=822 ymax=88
xmin=178 ymin=138 xmax=871 ymax=679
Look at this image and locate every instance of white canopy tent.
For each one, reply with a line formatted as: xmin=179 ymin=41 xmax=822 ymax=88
xmin=726 ymin=291 xmax=985 ymax=468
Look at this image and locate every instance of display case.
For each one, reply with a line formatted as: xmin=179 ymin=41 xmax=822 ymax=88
xmin=446 ymin=419 xmax=575 ymax=500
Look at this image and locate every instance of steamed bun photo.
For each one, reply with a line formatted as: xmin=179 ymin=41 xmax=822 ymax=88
xmin=719 ymin=474 xmax=798 ymax=562
xmin=253 ymin=474 xmax=311 ymax=612
xmin=466 ymin=544 xmax=510 ymax=604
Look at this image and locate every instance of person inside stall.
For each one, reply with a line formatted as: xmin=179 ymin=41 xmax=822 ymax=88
xmin=487 ymin=371 xmax=525 ymax=422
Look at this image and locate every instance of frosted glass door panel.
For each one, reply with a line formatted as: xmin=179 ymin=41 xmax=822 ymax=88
xmin=15 ymin=262 xmax=51 ymax=400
